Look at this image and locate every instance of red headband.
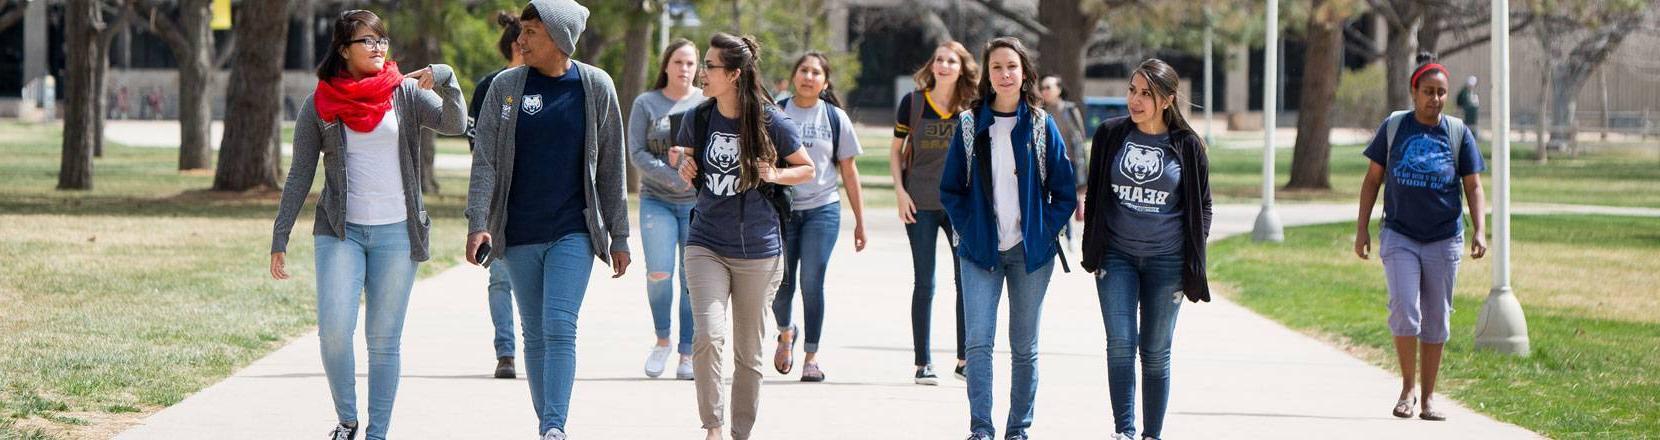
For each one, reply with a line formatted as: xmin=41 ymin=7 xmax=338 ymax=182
xmin=1411 ymin=63 xmax=1449 ymax=89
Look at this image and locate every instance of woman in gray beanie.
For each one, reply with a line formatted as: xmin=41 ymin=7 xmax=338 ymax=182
xmin=465 ymin=1 xmax=631 ymax=439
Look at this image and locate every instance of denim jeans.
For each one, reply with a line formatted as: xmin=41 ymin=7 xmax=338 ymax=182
xmin=773 ymin=201 xmax=840 ymax=353
xmin=906 ymin=209 xmax=966 ymax=367
xmin=314 ymin=221 xmax=419 ymax=440
xmin=1096 ymin=248 xmax=1184 ymax=440
xmin=641 ymin=195 xmax=696 ymax=354
xmin=961 ymin=242 xmax=1053 ymax=438
xmin=487 ymin=260 xmax=516 ymax=358
xmin=504 ymin=233 xmax=595 ymax=435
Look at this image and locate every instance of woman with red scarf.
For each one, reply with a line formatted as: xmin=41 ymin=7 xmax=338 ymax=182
xmin=268 ymin=9 xmax=465 ymax=440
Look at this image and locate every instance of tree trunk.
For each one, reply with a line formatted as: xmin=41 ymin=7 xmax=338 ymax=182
xmin=59 ymin=0 xmax=100 ymax=190
xmin=178 ymin=0 xmax=215 ymax=170
xmin=1535 ymin=61 xmax=1549 ymax=163
xmin=1547 ymin=63 xmax=1582 ymax=154
xmin=620 ymin=6 xmax=653 ymax=193
xmin=212 ymin=0 xmax=291 ymax=192
xmin=1382 ymin=14 xmax=1419 ymax=112
xmin=1288 ymin=0 xmax=1343 ymax=190
xmin=400 ymin=0 xmax=443 ymax=193
xmin=1037 ymin=0 xmax=1097 ymax=101
xmin=296 ymin=0 xmax=315 ymax=70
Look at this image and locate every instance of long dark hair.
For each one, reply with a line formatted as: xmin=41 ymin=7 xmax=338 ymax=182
xmin=791 ymin=52 xmax=842 ymax=108
xmin=653 ymin=38 xmax=697 ymax=90
xmin=1131 ymin=58 xmax=1202 ymax=147
xmin=709 ymin=32 xmax=776 ymax=191
xmin=912 ymin=41 xmax=979 ymax=114
xmin=316 ymin=10 xmax=388 ymax=80
xmin=494 ymin=11 xmax=521 ymax=63
xmin=972 ymin=37 xmax=1042 ymax=111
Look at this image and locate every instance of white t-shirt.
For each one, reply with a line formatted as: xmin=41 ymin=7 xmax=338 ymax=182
xmin=780 ymin=99 xmax=862 ymax=211
xmin=343 ymin=105 xmax=408 ymax=225
xmin=989 ymin=113 xmax=1022 ymax=251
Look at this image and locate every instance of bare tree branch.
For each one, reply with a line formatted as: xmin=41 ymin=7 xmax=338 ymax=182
xmin=130 ymin=0 xmax=189 ymax=55
xmin=968 ymin=0 xmax=1049 ymax=35
xmin=1437 ymin=14 xmax=1534 ymax=58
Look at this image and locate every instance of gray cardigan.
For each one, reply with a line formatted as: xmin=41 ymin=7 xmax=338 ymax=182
xmin=465 ymin=61 xmax=630 ymax=266
xmin=271 ymin=64 xmax=467 ymax=262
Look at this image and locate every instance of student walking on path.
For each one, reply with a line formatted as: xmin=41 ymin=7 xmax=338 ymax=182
xmin=1354 ymin=57 xmax=1487 ymax=423
xmin=1079 ymin=59 xmax=1214 ymax=440
xmin=464 ymin=1 xmax=632 ymax=439
xmin=770 ymin=52 xmax=868 ymax=383
xmin=669 ymin=33 xmax=814 ymax=440
xmin=466 ymin=9 xmax=525 ymax=381
xmin=942 ymin=37 xmax=1077 ymax=440
xmin=268 ymin=9 xmax=466 ymax=440
xmin=629 ymin=38 xmax=707 ymax=381
xmin=892 ymin=40 xmax=980 ymax=385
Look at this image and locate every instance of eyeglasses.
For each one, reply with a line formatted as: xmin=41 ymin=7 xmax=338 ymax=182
xmin=703 ymin=61 xmax=730 ymax=71
xmin=351 ymin=37 xmax=391 ymax=50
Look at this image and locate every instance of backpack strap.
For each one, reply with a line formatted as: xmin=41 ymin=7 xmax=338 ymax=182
xmin=827 ymin=102 xmax=843 ymax=164
xmin=690 ymin=99 xmax=717 ymax=191
xmin=1444 ymin=114 xmax=1466 ymax=173
xmin=903 ymin=90 xmax=926 ymax=172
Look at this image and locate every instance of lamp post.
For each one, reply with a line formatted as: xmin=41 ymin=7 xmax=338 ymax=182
xmin=1473 ymin=0 xmax=1530 ymax=356
xmin=1252 ymin=0 xmax=1283 ymax=243
xmin=658 ymin=0 xmax=702 ymax=54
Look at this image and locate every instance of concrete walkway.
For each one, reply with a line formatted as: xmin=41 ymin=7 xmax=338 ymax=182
xmin=102 ymin=120 xmax=474 ymax=171
xmin=112 ymin=201 xmax=1555 ymax=439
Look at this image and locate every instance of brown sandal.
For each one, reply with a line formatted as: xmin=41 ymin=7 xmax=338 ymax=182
xmin=774 ymin=326 xmax=798 ymax=374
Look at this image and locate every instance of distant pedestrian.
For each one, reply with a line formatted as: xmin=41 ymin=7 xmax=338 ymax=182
xmin=465 ymin=9 xmax=526 ymax=381
xmin=1456 ymin=75 xmax=1480 ymax=141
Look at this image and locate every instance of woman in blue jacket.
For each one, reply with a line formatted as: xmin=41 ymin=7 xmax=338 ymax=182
xmin=940 ymin=37 xmax=1077 ymax=440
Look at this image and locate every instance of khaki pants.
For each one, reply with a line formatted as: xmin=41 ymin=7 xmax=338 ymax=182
xmin=685 ymin=245 xmax=782 ymax=439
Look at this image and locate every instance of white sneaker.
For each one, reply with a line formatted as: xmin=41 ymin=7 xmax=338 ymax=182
xmin=644 ymin=345 xmax=672 ymax=378
xmin=541 ymin=428 xmax=567 ymax=440
xmin=675 ymin=355 xmax=694 ymax=380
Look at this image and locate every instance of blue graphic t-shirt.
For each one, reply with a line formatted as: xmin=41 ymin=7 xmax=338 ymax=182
xmin=676 ymin=105 xmax=803 ymax=259
xmin=1362 ymin=115 xmax=1484 ymax=243
xmin=506 ymin=66 xmax=587 ymax=246
xmin=1106 ymin=128 xmax=1184 ymax=257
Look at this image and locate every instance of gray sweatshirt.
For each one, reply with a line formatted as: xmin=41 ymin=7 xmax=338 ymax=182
xmin=465 ymin=61 xmax=630 ymax=266
xmin=271 ymin=64 xmax=467 ymax=262
xmin=627 ymin=88 xmax=705 ymax=204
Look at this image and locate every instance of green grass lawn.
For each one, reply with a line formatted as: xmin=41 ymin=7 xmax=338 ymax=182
xmin=0 ymin=123 xmax=472 ymax=439
xmin=1205 ymin=140 xmax=1660 ymax=207
xmin=1208 ymin=215 xmax=1660 ymax=438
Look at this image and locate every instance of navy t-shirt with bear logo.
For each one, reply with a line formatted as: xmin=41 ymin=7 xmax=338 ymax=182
xmin=1106 ymin=128 xmax=1184 ymax=257
xmin=675 ymin=105 xmax=802 ymax=259
xmin=1363 ymin=114 xmax=1484 ymax=243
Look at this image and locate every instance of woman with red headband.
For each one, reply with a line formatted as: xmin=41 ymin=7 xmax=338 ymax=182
xmin=1353 ymin=54 xmax=1487 ymax=422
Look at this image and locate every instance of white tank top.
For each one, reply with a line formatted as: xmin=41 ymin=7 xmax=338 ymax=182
xmin=343 ymin=103 xmax=408 ymax=225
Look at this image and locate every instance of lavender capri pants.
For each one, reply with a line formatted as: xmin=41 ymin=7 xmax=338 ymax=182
xmin=1379 ymin=227 xmax=1462 ymax=344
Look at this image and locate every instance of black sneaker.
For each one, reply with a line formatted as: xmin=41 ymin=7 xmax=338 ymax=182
xmin=326 ymin=422 xmax=358 ymax=440
xmin=495 ymin=356 xmax=516 ymax=379
xmin=954 ymin=363 xmax=967 ymax=381
xmin=964 ymin=434 xmax=992 ymax=440
xmin=1006 ymin=434 xmax=1029 ymax=440
xmin=914 ymin=365 xmax=939 ymax=385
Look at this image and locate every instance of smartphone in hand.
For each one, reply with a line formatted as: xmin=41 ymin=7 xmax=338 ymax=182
xmin=474 ymin=239 xmax=493 ymax=266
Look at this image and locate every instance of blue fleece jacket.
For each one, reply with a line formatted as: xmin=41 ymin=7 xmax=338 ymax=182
xmin=940 ymin=100 xmax=1078 ymax=273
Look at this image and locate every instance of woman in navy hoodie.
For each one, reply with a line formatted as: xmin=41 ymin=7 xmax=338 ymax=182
xmin=940 ymin=36 xmax=1077 ymax=440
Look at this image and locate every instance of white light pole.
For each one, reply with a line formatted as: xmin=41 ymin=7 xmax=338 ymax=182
xmin=1204 ymin=8 xmax=1215 ymax=146
xmin=1252 ymin=0 xmax=1283 ymax=242
xmin=1474 ymin=0 xmax=1530 ymax=355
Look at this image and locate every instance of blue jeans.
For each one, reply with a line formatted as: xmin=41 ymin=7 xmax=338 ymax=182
xmin=773 ymin=201 xmax=840 ymax=353
xmin=640 ymin=196 xmax=695 ymax=354
xmin=488 ymin=260 xmax=517 ymax=358
xmin=314 ymin=221 xmax=419 ymax=440
xmin=504 ymin=233 xmax=595 ymax=435
xmin=1096 ymin=248 xmax=1184 ymax=440
xmin=961 ymin=242 xmax=1052 ymax=438
xmin=907 ymin=209 xmax=966 ymax=367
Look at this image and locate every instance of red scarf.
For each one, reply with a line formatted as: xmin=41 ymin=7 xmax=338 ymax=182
xmin=314 ymin=61 xmax=403 ymax=132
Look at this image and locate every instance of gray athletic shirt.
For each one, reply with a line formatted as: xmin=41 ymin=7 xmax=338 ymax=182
xmin=781 ymin=99 xmax=862 ymax=210
xmin=628 ymin=88 xmax=706 ymax=204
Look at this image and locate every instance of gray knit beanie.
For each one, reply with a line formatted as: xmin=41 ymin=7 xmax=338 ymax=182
xmin=528 ymin=0 xmax=589 ymax=56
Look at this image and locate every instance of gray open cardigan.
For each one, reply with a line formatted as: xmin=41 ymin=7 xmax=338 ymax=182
xmin=465 ymin=61 xmax=630 ymax=266
xmin=271 ymin=64 xmax=467 ymax=262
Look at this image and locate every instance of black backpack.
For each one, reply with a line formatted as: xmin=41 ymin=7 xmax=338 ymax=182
xmin=688 ymin=100 xmax=797 ymax=235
